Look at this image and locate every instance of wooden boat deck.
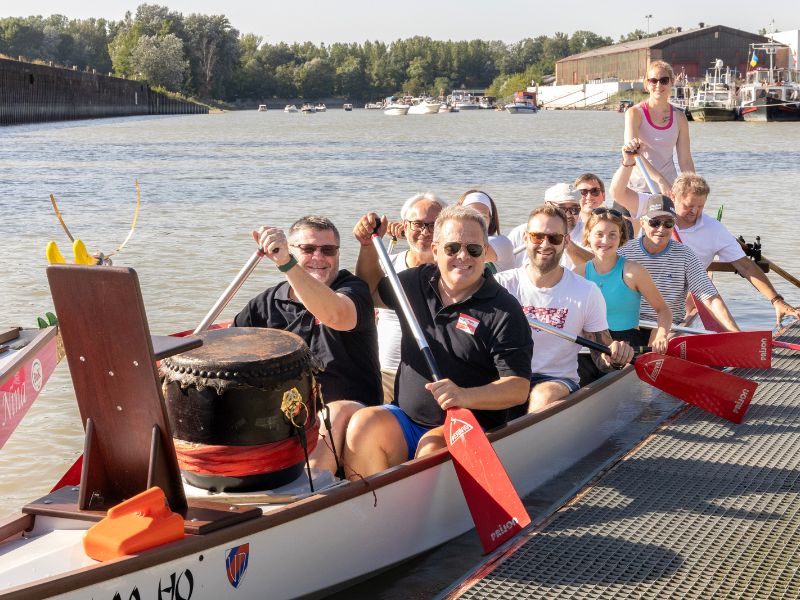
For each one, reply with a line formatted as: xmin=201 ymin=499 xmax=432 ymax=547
xmin=442 ymin=320 xmax=800 ymax=599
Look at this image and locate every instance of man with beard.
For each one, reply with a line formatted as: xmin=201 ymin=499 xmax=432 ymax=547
xmin=235 ymin=216 xmax=381 ymax=476
xmin=344 ymin=206 xmax=532 ymax=478
xmin=355 ymin=193 xmax=446 ymax=403
xmin=495 ymin=205 xmax=634 ymax=413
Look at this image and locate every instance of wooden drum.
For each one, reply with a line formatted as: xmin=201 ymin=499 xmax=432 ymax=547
xmin=160 ymin=327 xmax=319 ymax=492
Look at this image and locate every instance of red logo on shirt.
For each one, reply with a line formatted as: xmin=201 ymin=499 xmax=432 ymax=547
xmin=313 ymin=317 xmax=321 ymax=326
xmin=456 ymin=313 xmax=479 ymax=335
xmin=522 ymin=306 xmax=569 ymax=329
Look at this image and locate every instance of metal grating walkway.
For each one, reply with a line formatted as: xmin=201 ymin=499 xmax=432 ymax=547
xmin=444 ymin=323 xmax=800 ymax=599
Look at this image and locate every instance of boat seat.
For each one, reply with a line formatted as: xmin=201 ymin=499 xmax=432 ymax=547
xmin=23 ymin=265 xmax=260 ymax=534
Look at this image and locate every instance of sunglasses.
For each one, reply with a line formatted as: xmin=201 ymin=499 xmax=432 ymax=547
xmin=406 ymin=220 xmax=436 ymax=232
xmin=578 ymin=187 xmax=602 ymax=197
xmin=647 ymin=76 xmax=671 ymax=86
xmin=560 ymin=206 xmax=581 ymax=215
xmin=290 ymin=244 xmax=340 ymax=256
xmin=646 ymin=218 xmax=675 ymax=229
xmin=442 ymin=242 xmax=484 ymax=257
xmin=592 ymin=207 xmax=623 ymax=217
xmin=527 ymin=231 xmax=566 ymax=245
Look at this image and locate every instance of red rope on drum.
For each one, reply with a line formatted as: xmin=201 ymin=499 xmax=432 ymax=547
xmin=174 ymin=418 xmax=320 ymax=477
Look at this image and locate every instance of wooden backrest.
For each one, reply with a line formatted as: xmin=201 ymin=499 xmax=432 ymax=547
xmin=47 ymin=265 xmax=186 ymax=512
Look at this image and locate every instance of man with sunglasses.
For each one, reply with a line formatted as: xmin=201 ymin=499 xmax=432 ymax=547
xmin=345 ymin=206 xmax=532 ymax=478
xmin=572 ymin=173 xmax=608 ymax=249
xmin=497 ymin=205 xmax=633 ymax=413
xmin=618 ymin=195 xmax=740 ymax=335
xmin=234 ymin=215 xmax=382 ymax=476
xmin=355 ymin=193 xmax=446 ymax=403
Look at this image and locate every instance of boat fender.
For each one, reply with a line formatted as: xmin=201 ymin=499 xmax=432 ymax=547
xmin=83 ymin=487 xmax=184 ymax=562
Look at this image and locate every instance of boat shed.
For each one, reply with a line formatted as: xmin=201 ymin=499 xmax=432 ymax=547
xmin=555 ymin=25 xmax=774 ymax=84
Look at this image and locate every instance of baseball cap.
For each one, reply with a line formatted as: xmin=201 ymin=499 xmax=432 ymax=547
xmin=642 ymin=194 xmax=676 ymax=219
xmin=544 ymin=183 xmax=579 ymax=204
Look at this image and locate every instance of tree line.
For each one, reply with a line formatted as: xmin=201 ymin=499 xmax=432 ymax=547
xmin=0 ymin=5 xmax=677 ymax=102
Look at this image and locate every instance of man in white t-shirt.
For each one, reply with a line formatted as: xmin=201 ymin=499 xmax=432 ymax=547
xmin=508 ymin=183 xmax=593 ymax=270
xmin=354 ymin=193 xmax=446 ymax=402
xmin=496 ymin=205 xmax=634 ymax=414
xmin=612 ymin=153 xmax=800 ymax=324
xmin=571 ymin=173 xmax=608 ymax=249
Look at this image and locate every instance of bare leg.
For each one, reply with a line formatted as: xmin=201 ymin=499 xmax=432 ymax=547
xmin=528 ymin=381 xmax=570 ymax=413
xmin=414 ymin=426 xmax=446 ymax=458
xmin=342 ymin=407 xmax=408 ymax=479
xmin=308 ymin=400 xmax=364 ymax=476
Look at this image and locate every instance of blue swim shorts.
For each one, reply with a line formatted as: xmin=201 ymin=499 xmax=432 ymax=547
xmin=381 ymin=404 xmax=432 ymax=461
xmin=530 ymin=373 xmax=580 ymax=394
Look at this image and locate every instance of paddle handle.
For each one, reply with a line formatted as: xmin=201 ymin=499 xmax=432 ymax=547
xmin=526 ymin=315 xmax=611 ymax=355
xmin=194 ymin=248 xmax=266 ymax=334
xmin=371 ymin=232 xmax=443 ymax=381
xmin=635 ymin=155 xmax=659 ymax=194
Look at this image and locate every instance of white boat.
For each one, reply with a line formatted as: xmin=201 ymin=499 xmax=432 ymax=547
xmin=343 ymin=103 xmax=353 ymax=111
xmin=407 ymin=98 xmax=441 ymax=114
xmin=256 ymin=105 xmax=267 ymax=112
xmin=450 ymin=90 xmax=482 ymax=110
xmin=364 ymin=102 xmax=384 ymax=110
xmin=0 ymin=265 xmax=654 ymax=599
xmin=283 ymin=105 xmax=298 ymax=113
xmin=315 ymin=103 xmax=327 ymax=112
xmin=505 ymin=90 xmax=539 ymax=114
xmin=300 ymin=104 xmax=316 ymax=114
xmin=739 ymin=41 xmax=800 ymax=122
xmin=383 ymin=97 xmax=410 ymax=116
xmin=687 ymin=60 xmax=738 ymax=122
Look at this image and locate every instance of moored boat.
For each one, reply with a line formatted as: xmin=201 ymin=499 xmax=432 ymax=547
xmin=283 ymin=104 xmax=298 ymax=113
xmin=315 ymin=103 xmax=327 ymax=112
xmin=343 ymin=103 xmax=353 ymax=111
xmin=383 ymin=97 xmax=410 ymax=116
xmin=256 ymin=104 xmax=267 ymax=112
xmin=739 ymin=42 xmax=800 ymax=122
xmin=300 ymin=103 xmax=316 ymax=114
xmin=407 ymin=97 xmax=441 ymax=114
xmin=505 ymin=91 xmax=539 ymax=114
xmin=687 ymin=60 xmax=738 ymax=122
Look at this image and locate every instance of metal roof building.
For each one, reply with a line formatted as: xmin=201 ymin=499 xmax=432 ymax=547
xmin=555 ymin=25 xmax=775 ymax=84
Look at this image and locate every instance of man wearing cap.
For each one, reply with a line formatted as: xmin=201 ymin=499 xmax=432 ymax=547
xmin=617 ymin=195 xmax=740 ymax=344
xmin=496 ymin=205 xmax=634 ymax=413
xmin=345 ymin=206 xmax=532 ymax=478
xmin=354 ymin=193 xmax=447 ymax=403
xmin=235 ymin=215 xmax=382 ymax=476
xmin=459 ymin=190 xmax=515 ymax=272
xmin=508 ymin=183 xmax=593 ymax=269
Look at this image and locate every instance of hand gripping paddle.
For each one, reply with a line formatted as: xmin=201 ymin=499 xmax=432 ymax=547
xmin=371 ymin=228 xmax=530 ymax=554
xmin=527 ymin=316 xmax=757 ymax=424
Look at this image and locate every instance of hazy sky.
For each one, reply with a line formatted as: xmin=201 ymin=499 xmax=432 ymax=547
xmin=1 ymin=1 xmax=796 ymax=44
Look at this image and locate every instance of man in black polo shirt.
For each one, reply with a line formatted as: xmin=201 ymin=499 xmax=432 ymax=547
xmin=235 ymin=215 xmax=381 ymax=475
xmin=344 ymin=205 xmax=532 ymax=478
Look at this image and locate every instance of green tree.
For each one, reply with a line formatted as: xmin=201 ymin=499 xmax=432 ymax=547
xmin=131 ymin=33 xmax=187 ymax=90
xmin=183 ymin=13 xmax=239 ymax=98
xmin=295 ymin=57 xmax=335 ymax=99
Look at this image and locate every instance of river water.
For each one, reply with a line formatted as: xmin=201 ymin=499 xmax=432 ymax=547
xmin=1 ymin=109 xmax=798 ymax=560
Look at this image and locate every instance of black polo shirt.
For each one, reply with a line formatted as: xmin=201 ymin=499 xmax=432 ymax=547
xmin=378 ymin=264 xmax=532 ymax=429
xmin=234 ymin=270 xmax=382 ymax=406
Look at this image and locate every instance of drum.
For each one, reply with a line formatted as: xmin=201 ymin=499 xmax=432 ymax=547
xmin=160 ymin=327 xmax=319 ymax=492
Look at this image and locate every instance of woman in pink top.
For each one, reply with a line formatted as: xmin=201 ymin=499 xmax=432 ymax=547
xmin=624 ymin=60 xmax=695 ymax=195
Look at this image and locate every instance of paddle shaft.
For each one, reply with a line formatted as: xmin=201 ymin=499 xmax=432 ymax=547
xmin=371 ymin=232 xmax=442 ymax=380
xmin=527 ymin=316 xmax=611 ymax=355
xmin=635 ymin=155 xmax=659 ymax=194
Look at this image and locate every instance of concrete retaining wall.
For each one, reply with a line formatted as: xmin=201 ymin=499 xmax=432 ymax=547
xmin=0 ymin=58 xmax=206 ymax=126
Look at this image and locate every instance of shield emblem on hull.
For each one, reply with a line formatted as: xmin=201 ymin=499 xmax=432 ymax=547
xmin=226 ymin=543 xmax=250 ymax=589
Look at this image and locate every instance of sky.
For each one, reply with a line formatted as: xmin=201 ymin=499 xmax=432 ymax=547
xmin=1 ymin=0 xmax=796 ymax=45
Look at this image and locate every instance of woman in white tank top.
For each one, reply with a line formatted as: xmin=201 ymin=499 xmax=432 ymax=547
xmin=624 ymin=60 xmax=695 ymax=195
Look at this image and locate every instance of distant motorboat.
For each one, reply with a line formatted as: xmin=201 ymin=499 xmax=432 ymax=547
xmin=257 ymin=104 xmax=268 ymax=112
xmin=284 ymin=105 xmax=298 ymax=113
xmin=301 ymin=103 xmax=316 ymax=114
xmin=739 ymin=41 xmax=800 ymax=122
xmin=364 ymin=102 xmax=384 ymax=109
xmin=505 ymin=91 xmax=539 ymax=114
xmin=343 ymin=103 xmax=353 ymax=111
xmin=383 ymin=97 xmax=410 ymax=115
xmin=450 ymin=90 xmax=481 ymax=110
xmin=687 ymin=60 xmax=738 ymax=122
xmin=315 ymin=103 xmax=327 ymax=112
xmin=408 ymin=98 xmax=440 ymax=114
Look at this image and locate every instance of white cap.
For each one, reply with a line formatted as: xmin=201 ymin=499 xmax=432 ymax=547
xmin=543 ymin=183 xmax=579 ymax=204
xmin=461 ymin=192 xmax=493 ymax=216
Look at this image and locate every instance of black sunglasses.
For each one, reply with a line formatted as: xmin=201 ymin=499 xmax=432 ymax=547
xmin=647 ymin=218 xmax=675 ymax=229
xmin=578 ymin=187 xmax=602 ymax=197
xmin=647 ymin=76 xmax=671 ymax=86
xmin=406 ymin=220 xmax=435 ymax=232
xmin=442 ymin=242 xmax=484 ymax=257
xmin=290 ymin=244 xmax=340 ymax=256
xmin=592 ymin=207 xmax=623 ymax=217
xmin=560 ymin=206 xmax=581 ymax=215
xmin=527 ymin=231 xmax=566 ymax=245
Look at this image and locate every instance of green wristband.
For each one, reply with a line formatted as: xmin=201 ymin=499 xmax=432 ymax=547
xmin=277 ymin=254 xmax=298 ymax=273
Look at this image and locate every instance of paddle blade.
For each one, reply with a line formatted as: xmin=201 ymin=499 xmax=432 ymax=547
xmin=634 ymin=352 xmax=757 ymax=424
xmin=690 ymin=293 xmax=726 ymax=333
xmin=667 ymin=331 xmax=772 ymax=368
xmin=772 ymin=339 xmax=800 ymax=351
xmin=445 ymin=408 xmax=531 ymax=553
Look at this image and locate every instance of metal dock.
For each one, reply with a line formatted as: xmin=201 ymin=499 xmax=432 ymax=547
xmin=442 ymin=323 xmax=800 ymax=599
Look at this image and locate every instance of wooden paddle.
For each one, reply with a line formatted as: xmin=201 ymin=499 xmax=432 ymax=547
xmin=527 ymin=316 xmax=757 ymax=424
xmin=371 ymin=230 xmax=531 ymax=554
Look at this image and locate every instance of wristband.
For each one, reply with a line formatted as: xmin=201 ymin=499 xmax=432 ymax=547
xmin=770 ymin=294 xmax=784 ymax=305
xmin=621 ymin=160 xmax=636 ymax=167
xmin=277 ymin=254 xmax=298 ymax=273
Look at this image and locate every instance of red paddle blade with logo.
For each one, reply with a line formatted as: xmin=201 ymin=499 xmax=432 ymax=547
xmin=445 ymin=407 xmax=531 ymax=554
xmin=667 ymin=331 xmax=772 ymax=368
xmin=634 ymin=352 xmax=757 ymax=424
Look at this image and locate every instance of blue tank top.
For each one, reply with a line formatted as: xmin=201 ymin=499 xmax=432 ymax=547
xmin=585 ymin=256 xmax=641 ymax=331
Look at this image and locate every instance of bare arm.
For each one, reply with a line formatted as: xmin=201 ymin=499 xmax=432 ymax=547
xmin=675 ymin=111 xmax=695 ymax=174
xmin=425 ymin=376 xmax=530 ymax=411
xmin=583 ymin=329 xmax=634 ymax=372
xmin=565 ymin=239 xmax=594 ymax=265
xmin=610 ymin=141 xmax=644 ymax=215
xmin=698 ymin=294 xmax=740 ymax=332
xmin=353 ymin=212 xmax=391 ymax=309
xmin=626 ymin=261 xmax=672 ymax=353
xmin=731 ymin=256 xmax=800 ymax=324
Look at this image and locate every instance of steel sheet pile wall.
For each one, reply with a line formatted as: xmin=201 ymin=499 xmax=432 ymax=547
xmin=0 ymin=58 xmax=206 ymax=126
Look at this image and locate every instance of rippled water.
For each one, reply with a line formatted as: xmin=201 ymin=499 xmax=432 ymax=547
xmin=1 ymin=109 xmax=799 ymax=515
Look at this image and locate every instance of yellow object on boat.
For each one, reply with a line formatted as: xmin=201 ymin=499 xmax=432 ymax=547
xmin=46 ymin=241 xmax=66 ymax=264
xmin=72 ymin=239 xmax=96 ymax=265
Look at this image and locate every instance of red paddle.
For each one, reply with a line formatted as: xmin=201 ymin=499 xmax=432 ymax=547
xmin=528 ymin=317 xmax=757 ymax=424
xmin=371 ymin=229 xmax=530 ymax=554
xmin=642 ymin=319 xmax=800 ymax=353
xmin=634 ymin=331 xmax=773 ymax=369
xmin=772 ymin=339 xmax=800 ymax=351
